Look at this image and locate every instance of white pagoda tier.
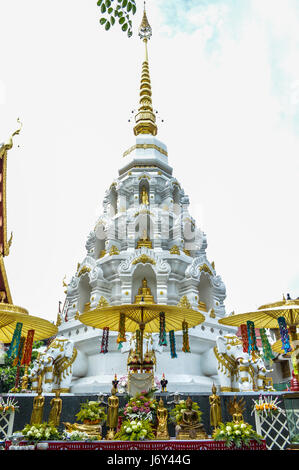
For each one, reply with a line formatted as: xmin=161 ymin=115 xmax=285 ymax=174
xmin=57 ymin=8 xmax=236 ymax=393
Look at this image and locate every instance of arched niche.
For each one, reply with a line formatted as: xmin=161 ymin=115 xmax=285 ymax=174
xmin=109 ymin=185 xmax=118 ymax=217
xmin=135 ymin=213 xmax=155 ymax=242
xmin=173 ymin=185 xmax=181 ymax=215
xmin=77 ymin=273 xmax=92 ymax=313
xmin=94 ymin=224 xmax=106 ymax=258
xmin=131 ymin=264 xmax=157 ymax=304
xmin=198 ymin=272 xmax=214 ymax=311
xmin=139 ymin=179 xmax=150 ymax=205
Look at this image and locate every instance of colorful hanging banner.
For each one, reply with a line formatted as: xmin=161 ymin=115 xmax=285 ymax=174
xmin=169 ymin=330 xmax=177 ymax=358
xmin=7 ymin=322 xmax=23 ymax=359
xmin=259 ymin=328 xmax=274 ymax=361
xmin=159 ymin=312 xmax=167 ymax=346
xmin=277 ymin=317 xmax=292 ymax=354
xmin=116 ymin=313 xmax=126 ymax=345
xmin=240 ymin=324 xmax=249 ymax=353
xmin=135 ymin=329 xmax=142 ymax=358
xmin=182 ymin=321 xmax=191 ymax=353
xmin=21 ymin=330 xmax=35 ymax=366
xmin=247 ymin=321 xmax=258 ymax=354
xmin=100 ymin=327 xmax=109 ymax=354
xmin=12 ymin=336 xmax=25 ymax=367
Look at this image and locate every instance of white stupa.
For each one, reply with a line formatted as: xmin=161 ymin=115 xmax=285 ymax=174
xmin=57 ymin=7 xmax=236 ymax=393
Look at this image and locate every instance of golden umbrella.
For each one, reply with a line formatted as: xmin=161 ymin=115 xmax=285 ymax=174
xmin=218 ymin=297 xmax=299 ymax=376
xmin=79 ymin=302 xmax=205 ymax=365
xmin=0 ymin=303 xmax=58 ymax=342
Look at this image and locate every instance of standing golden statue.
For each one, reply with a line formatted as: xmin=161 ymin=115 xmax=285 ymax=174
xmin=141 ymin=186 xmax=149 ymax=205
xmin=156 ymin=398 xmax=169 ymax=440
xmin=209 ymin=384 xmax=222 ymax=429
xmin=48 ymin=389 xmax=62 ymax=428
xmin=106 ymin=386 xmax=119 ymax=440
xmin=30 ymin=376 xmax=45 ymax=425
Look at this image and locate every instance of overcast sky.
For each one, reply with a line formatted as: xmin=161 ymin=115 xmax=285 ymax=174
xmin=0 ymin=0 xmax=298 ymax=323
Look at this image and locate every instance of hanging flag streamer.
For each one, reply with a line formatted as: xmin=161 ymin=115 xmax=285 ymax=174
xmin=21 ymin=330 xmax=35 ymax=366
xmin=159 ymin=312 xmax=167 ymax=346
xmin=7 ymin=322 xmax=23 ymax=359
xmin=247 ymin=321 xmax=258 ymax=354
xmin=12 ymin=336 xmax=25 ymax=367
xmin=240 ymin=324 xmax=249 ymax=353
xmin=169 ymin=330 xmax=177 ymax=358
xmin=182 ymin=321 xmax=191 ymax=353
xmin=100 ymin=327 xmax=109 ymax=354
xmin=277 ymin=317 xmax=292 ymax=354
xmin=117 ymin=313 xmax=126 ymax=348
xmin=135 ymin=329 xmax=142 ymax=358
xmin=259 ymin=328 xmax=274 ymax=361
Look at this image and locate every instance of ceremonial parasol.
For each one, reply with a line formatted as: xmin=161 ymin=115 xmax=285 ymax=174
xmin=218 ymin=297 xmax=299 ymax=376
xmin=0 ymin=303 xmax=58 ymax=342
xmin=79 ymin=302 xmax=205 ymax=364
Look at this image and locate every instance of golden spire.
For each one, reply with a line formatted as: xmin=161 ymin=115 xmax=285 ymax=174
xmin=133 ymin=3 xmax=157 ymax=137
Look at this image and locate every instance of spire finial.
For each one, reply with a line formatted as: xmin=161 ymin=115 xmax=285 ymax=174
xmin=133 ymin=3 xmax=157 ymax=137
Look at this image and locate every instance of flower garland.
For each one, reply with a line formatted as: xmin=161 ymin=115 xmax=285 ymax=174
xmin=100 ymin=327 xmax=109 ymax=354
xmin=169 ymin=330 xmax=177 ymax=358
xmin=252 ymin=395 xmax=282 ymax=419
xmin=169 ymin=400 xmax=202 ymax=425
xmin=182 ymin=321 xmax=191 ymax=353
xmin=212 ymin=421 xmax=263 ymax=448
xmin=117 ymin=313 xmax=126 ymax=348
xmin=115 ymin=418 xmax=155 ymax=441
xmin=240 ymin=324 xmax=249 ymax=353
xmin=62 ymin=430 xmax=98 ymax=441
xmin=259 ymin=328 xmax=274 ymax=361
xmin=277 ymin=317 xmax=292 ymax=354
xmin=159 ymin=312 xmax=167 ymax=346
xmin=247 ymin=321 xmax=258 ymax=354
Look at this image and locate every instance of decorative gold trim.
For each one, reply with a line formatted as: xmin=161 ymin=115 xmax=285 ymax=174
xmin=98 ymin=296 xmax=110 ymax=308
xmin=78 ymin=266 xmax=91 ymax=277
xmin=109 ymin=245 xmax=120 ymax=256
xmin=132 ymin=254 xmax=156 ymax=265
xmin=123 ymin=143 xmax=167 ymax=158
xmin=170 ymin=245 xmax=180 ymax=255
xmin=199 ymin=263 xmax=213 ymax=276
xmin=177 ymin=296 xmax=191 ymax=309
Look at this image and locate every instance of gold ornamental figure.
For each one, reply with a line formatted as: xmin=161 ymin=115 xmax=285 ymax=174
xmin=209 ymin=384 xmax=222 ymax=429
xmin=177 ymin=397 xmax=207 ymax=440
xmin=106 ymin=386 xmax=119 ymax=440
xmin=141 ymin=186 xmax=149 ymax=205
xmin=228 ymin=396 xmax=246 ymax=424
xmin=156 ymin=398 xmax=169 ymax=440
xmin=48 ymin=389 xmax=62 ymax=428
xmin=30 ymin=376 xmax=45 ymax=425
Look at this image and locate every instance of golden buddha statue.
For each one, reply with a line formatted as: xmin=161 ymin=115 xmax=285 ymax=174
xmin=136 ymin=229 xmax=152 ymax=248
xmin=141 ymin=186 xmax=149 ymax=205
xmin=30 ymin=378 xmax=45 ymax=426
xmin=48 ymin=389 xmax=62 ymax=428
xmin=209 ymin=384 xmax=222 ymax=429
xmin=177 ymin=397 xmax=207 ymax=440
xmin=134 ymin=278 xmax=155 ymax=304
xmin=106 ymin=386 xmax=119 ymax=440
xmin=156 ymin=398 xmax=169 ymax=440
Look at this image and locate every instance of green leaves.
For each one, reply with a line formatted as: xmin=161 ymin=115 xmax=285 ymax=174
xmin=98 ymin=0 xmax=136 ymax=37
